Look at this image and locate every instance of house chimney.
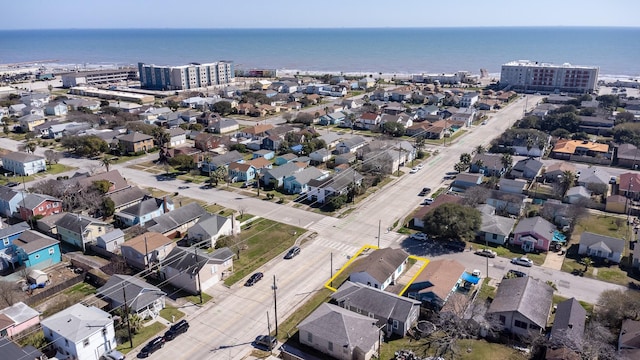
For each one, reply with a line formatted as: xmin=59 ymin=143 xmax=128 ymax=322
xmin=163 ymin=196 xmax=169 ymax=213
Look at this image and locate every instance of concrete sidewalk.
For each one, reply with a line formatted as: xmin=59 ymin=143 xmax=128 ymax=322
xmin=542 ymin=249 xmax=566 ymax=271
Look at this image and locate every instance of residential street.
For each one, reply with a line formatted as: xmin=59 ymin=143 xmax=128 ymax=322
xmin=0 ymin=94 xmax=628 ymax=359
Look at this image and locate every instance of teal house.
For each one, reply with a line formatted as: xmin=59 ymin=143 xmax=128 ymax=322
xmin=13 ymin=230 xmax=61 ymax=268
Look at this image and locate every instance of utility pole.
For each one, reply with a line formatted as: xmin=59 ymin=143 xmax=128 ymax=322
xmin=266 ymin=311 xmax=272 ymax=354
xmin=194 ymin=247 xmax=203 ymax=304
xmin=122 ymin=282 xmax=133 ymax=348
xmin=330 ymin=252 xmax=333 ymax=287
xmin=271 ymin=275 xmax=278 ymax=337
xmin=377 ymin=220 xmax=381 ymax=248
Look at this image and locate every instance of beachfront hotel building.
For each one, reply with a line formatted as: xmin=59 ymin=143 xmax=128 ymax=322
xmin=61 ymin=68 xmax=138 ymax=87
xmin=138 ymin=61 xmax=234 ymax=90
xmin=500 ymin=60 xmax=599 ymax=94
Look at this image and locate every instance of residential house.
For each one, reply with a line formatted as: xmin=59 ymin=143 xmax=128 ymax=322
xmin=200 ymin=151 xmax=243 ymax=173
xmin=0 ymin=337 xmax=44 ymax=360
xmin=261 ymin=162 xmax=303 ymax=189
xmin=283 ymin=167 xmax=327 ymax=194
xmin=334 ymin=153 xmax=356 ymax=165
xmin=565 ymin=186 xmax=591 ymax=204
xmin=97 ymin=274 xmax=165 ymax=319
xmin=459 ymin=92 xmax=479 ymax=107
xmin=274 ymin=153 xmax=298 ymax=165
xmin=510 ymin=158 xmax=543 ymax=180
xmin=41 ymin=303 xmax=116 ymax=360
xmin=63 ymin=98 xmax=100 ymax=112
xmin=380 ymin=113 xmax=413 ymax=129
xmin=138 ymin=107 xmax=173 ymax=124
xmin=578 ymin=232 xmax=624 ymax=263
xmin=618 ymin=319 xmax=640 ymax=358
xmin=167 ymin=127 xmax=186 ymax=147
xmin=487 ymin=277 xmax=554 ymax=336
xmin=577 ymin=167 xmax=610 ymax=188
xmin=549 ymin=298 xmax=586 ymax=349
xmin=114 ymin=196 xmax=173 ymax=227
xmin=107 ymin=186 xmax=148 ymax=213
xmin=306 ymin=168 xmax=363 ymax=203
xmin=0 ymin=222 xmax=31 ymax=257
xmin=1 ymin=152 xmax=46 ymax=176
xmin=238 ymin=123 xmax=274 ymax=140
xmin=477 ymin=205 xmax=516 ymax=245
xmin=8 ymin=103 xmax=26 ymax=116
xmin=228 ymin=162 xmax=257 ymax=183
xmin=18 ymin=113 xmax=45 ymax=132
xmin=95 ymin=229 xmax=125 ymax=253
xmin=358 ymin=77 xmax=376 ymax=89
xmin=209 ymin=118 xmax=239 ymax=134
xmin=0 ymin=185 xmax=23 ymax=218
xmin=579 ymin=115 xmax=614 ymax=135
xmin=616 ymin=143 xmax=640 ymax=169
xmin=187 ymin=213 xmax=238 ymax=248
xmin=606 ymin=194 xmax=628 ymax=214
xmin=0 ymin=302 xmax=40 ymax=338
xmin=450 ymin=107 xmax=476 ymax=127
xmin=406 ymin=120 xmax=448 ymax=139
xmin=486 ymin=190 xmax=526 ymax=216
xmin=44 ymin=102 xmax=68 ymax=116
xmin=55 ymin=213 xmax=111 ymax=251
xmin=335 ymin=136 xmax=368 ymax=154
xmin=510 ymin=136 xmax=549 ymax=158
xmin=145 ymin=202 xmax=209 ymax=237
xmin=194 ymin=132 xmax=223 ymax=152
xmin=413 ymin=194 xmax=464 ymax=229
xmin=13 ymin=230 xmax=61 ymax=268
xmin=451 ymin=173 xmax=483 ymax=192
xmin=298 ymin=303 xmax=380 ymax=360
xmin=498 ymin=178 xmax=528 ymax=194
xmin=406 ymin=259 xmax=465 ymax=310
xmin=619 ymin=172 xmax=640 ymax=200
xmin=348 ymin=247 xmax=408 ymax=291
xmin=161 ymin=246 xmax=234 ymax=294
xmin=541 ymin=199 xmax=573 ymax=227
xmin=319 ymin=111 xmax=346 ymax=126
xmin=551 ymin=139 xmax=610 ymax=160
xmin=35 ymin=212 xmax=66 ymax=237
xmin=309 ymin=148 xmax=332 ymax=164
xmin=121 ymin=232 xmax=176 ymax=270
xmin=245 ymin=157 xmax=272 ymax=172
xmin=261 ymin=135 xmax=283 ymax=152
xmin=511 ymin=216 xmax=556 ymax=252
xmin=116 ymin=132 xmax=154 ymax=154
xmin=331 ymin=281 xmax=420 ymax=338
xmin=252 ymin=149 xmax=275 ymax=160
xmin=73 ymin=169 xmax=131 ymax=195
xmin=17 ymin=193 xmax=62 ymax=221
xmin=318 ymin=132 xmax=343 ymax=150
xmin=544 ymin=162 xmax=577 ymax=182
xmin=470 ymin=153 xmax=506 ymax=177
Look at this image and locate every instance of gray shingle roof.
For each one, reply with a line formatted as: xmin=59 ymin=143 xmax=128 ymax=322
xmin=108 ymin=186 xmax=149 ymax=208
xmin=0 ymin=337 xmax=43 ymax=360
xmin=307 ymin=168 xmax=363 ymax=191
xmin=188 ymin=213 xmax=231 ymax=238
xmin=487 ymin=277 xmax=554 ymax=329
xmin=514 ymin=216 xmax=556 ymax=237
xmin=298 ymin=303 xmax=379 ymax=353
xmin=117 ymin=131 xmax=153 ymax=143
xmin=13 ymin=230 xmax=59 ymax=254
xmin=331 ymin=281 xmax=419 ymax=325
xmin=117 ymin=197 xmax=166 ymax=217
xmin=18 ymin=193 xmax=60 ymax=210
xmin=97 ymin=274 xmax=165 ymax=312
xmin=0 ymin=186 xmax=22 ymax=202
xmin=480 ymin=213 xmax=516 ymax=237
xmin=551 ymin=297 xmax=586 ymax=343
xmin=0 ymin=222 xmax=30 ymax=240
xmin=208 ymin=150 xmax=243 ymax=167
xmin=55 ymin=213 xmax=107 ymax=234
xmin=146 ymin=202 xmax=208 ymax=234
xmin=348 ymin=248 xmax=408 ymax=284
xmin=1 ymin=151 xmax=45 ymax=163
xmin=263 ymin=162 xmax=300 ymax=180
xmin=579 ymin=232 xmax=625 ymax=255
xmin=288 ymin=167 xmax=325 ymax=185
xmin=41 ymin=303 xmax=112 ymax=343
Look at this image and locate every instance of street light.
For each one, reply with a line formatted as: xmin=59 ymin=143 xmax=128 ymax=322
xmin=271 ymin=275 xmax=278 ymax=337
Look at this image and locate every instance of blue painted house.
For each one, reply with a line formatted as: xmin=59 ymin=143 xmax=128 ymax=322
xmin=13 ymin=230 xmax=61 ymax=268
xmin=283 ymin=167 xmax=327 ymax=194
xmin=114 ymin=197 xmax=174 ymax=227
xmin=252 ymin=149 xmax=275 ymax=160
xmin=274 ymin=153 xmax=298 ymax=166
xmin=0 ymin=222 xmax=30 ymax=251
xmin=0 ymin=186 xmax=24 ymax=218
xmin=228 ymin=162 xmax=257 ymax=183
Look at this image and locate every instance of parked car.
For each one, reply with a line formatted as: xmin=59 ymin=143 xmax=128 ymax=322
xmin=178 ymin=185 xmax=189 ymax=189
xmin=254 ymin=335 xmax=278 ymax=350
xmin=284 ymin=246 xmax=301 ymax=259
xmin=511 ymin=257 xmax=533 ymax=267
xmin=138 ymin=337 xmax=164 ymax=358
xmin=411 ymin=232 xmax=429 ymax=241
xmin=446 ymin=171 xmax=458 ymax=176
xmin=164 ymin=319 xmax=189 ymax=341
xmin=443 ymin=174 xmax=457 ymax=180
xmin=5 ymin=182 xmax=19 ymax=187
xmin=416 ymin=164 xmax=424 ymax=170
xmin=418 ymin=187 xmax=431 ymax=196
xmin=474 ymin=249 xmax=497 ymax=258
xmin=245 ymin=272 xmax=264 ymax=286
xmin=505 ymin=269 xmax=528 ymax=278
xmin=410 ymin=167 xmax=419 ymax=174
xmin=421 ymin=197 xmax=434 ymax=205
xmin=100 ymin=350 xmax=125 ymax=360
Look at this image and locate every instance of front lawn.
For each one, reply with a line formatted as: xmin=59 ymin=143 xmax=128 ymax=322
xmin=491 ymin=245 xmax=546 ymax=266
xmin=573 ymin=214 xmax=627 ymax=240
xmin=46 ymin=163 xmax=75 ymax=174
xmin=159 ymin=306 xmax=185 ymax=322
xmin=116 ymin=322 xmax=166 ymax=354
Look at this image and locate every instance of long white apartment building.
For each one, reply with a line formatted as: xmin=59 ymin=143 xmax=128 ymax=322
xmin=138 ymin=61 xmax=234 ymax=90
xmin=500 ymin=60 xmax=599 ymax=94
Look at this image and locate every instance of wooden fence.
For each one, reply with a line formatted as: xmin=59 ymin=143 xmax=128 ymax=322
xmin=23 ymin=274 xmax=83 ymax=307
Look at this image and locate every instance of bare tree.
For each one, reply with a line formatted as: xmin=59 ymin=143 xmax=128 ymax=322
xmin=238 ymin=205 xmax=247 ymax=219
xmin=463 ymin=186 xmax=490 ymax=207
xmin=44 ymin=149 xmax=62 ymax=164
xmin=578 ymin=320 xmax=617 ymax=360
xmin=0 ymin=281 xmax=19 ymax=307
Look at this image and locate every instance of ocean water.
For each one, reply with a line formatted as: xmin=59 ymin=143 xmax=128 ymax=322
xmin=1 ymin=27 xmax=639 ymax=77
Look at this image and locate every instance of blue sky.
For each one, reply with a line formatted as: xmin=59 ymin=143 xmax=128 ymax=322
xmin=2 ymin=0 xmax=639 ymax=30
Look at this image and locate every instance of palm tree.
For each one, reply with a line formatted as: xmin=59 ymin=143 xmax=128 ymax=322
xmin=582 ymin=257 xmax=593 ymax=273
xmin=559 ymin=170 xmax=575 ymax=196
xmin=459 ymin=153 xmax=472 ymax=165
xmin=101 ymin=157 xmax=112 ymax=172
xmin=501 ymin=153 xmax=513 ymax=170
xmin=454 ymin=162 xmax=467 ymax=173
xmin=474 ymin=145 xmax=486 ymax=155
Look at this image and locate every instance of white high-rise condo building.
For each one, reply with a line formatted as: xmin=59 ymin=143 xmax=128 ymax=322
xmin=500 ymin=60 xmax=599 ymax=94
xmin=138 ymin=61 xmax=234 ymax=90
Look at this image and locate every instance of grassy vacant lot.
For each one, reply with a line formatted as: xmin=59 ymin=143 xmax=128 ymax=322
xmin=116 ymin=322 xmax=166 ymax=354
xmin=573 ymin=214 xmax=627 ymax=240
xmin=223 ymin=219 xmax=304 ymax=286
xmin=47 ymin=163 xmax=75 ymax=174
xmin=379 ymin=337 xmax=526 ymax=360
xmin=63 ymin=282 xmax=96 ymax=296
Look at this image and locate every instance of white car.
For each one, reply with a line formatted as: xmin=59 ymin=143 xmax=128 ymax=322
xmin=411 ymin=232 xmax=429 ymax=241
xmin=416 ymin=164 xmax=424 ymax=170
xmin=511 ymin=257 xmax=533 ymax=267
xmin=410 ymin=167 xmax=419 ymax=174
xmin=422 ymin=197 xmax=434 ymax=205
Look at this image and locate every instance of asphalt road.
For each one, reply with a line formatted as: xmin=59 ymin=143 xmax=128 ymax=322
xmin=0 ymin=94 xmax=628 ymax=359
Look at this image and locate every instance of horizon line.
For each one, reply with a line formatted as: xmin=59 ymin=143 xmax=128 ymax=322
xmin=2 ymin=25 xmax=640 ymax=31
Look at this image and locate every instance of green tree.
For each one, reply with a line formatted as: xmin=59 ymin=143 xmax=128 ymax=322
xmin=152 ymin=127 xmax=170 ymax=148
xmin=326 ymin=194 xmax=348 ymax=211
xmin=453 ymin=162 xmax=467 ymax=173
xmin=102 ymin=197 xmax=115 ymax=217
xmin=422 ymin=203 xmax=481 ymax=241
xmin=582 ymin=257 xmax=593 ymax=273
xmin=168 ymin=154 xmax=195 ymax=170
xmin=459 ymin=153 xmax=471 ymax=165
xmin=559 ymin=170 xmax=575 ymax=196
xmin=101 ymin=157 xmax=113 ymax=172
xmin=92 ymin=180 xmax=112 ymax=194
xmin=382 ymin=122 xmax=405 ymax=137
xmin=615 ymin=111 xmax=635 ymax=125
xmin=595 ymin=94 xmax=619 ymax=110
xmin=501 ymin=153 xmax=513 ymax=170
xmin=212 ymin=100 xmax=233 ymax=115
xmin=474 ymin=145 xmax=485 ymax=154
